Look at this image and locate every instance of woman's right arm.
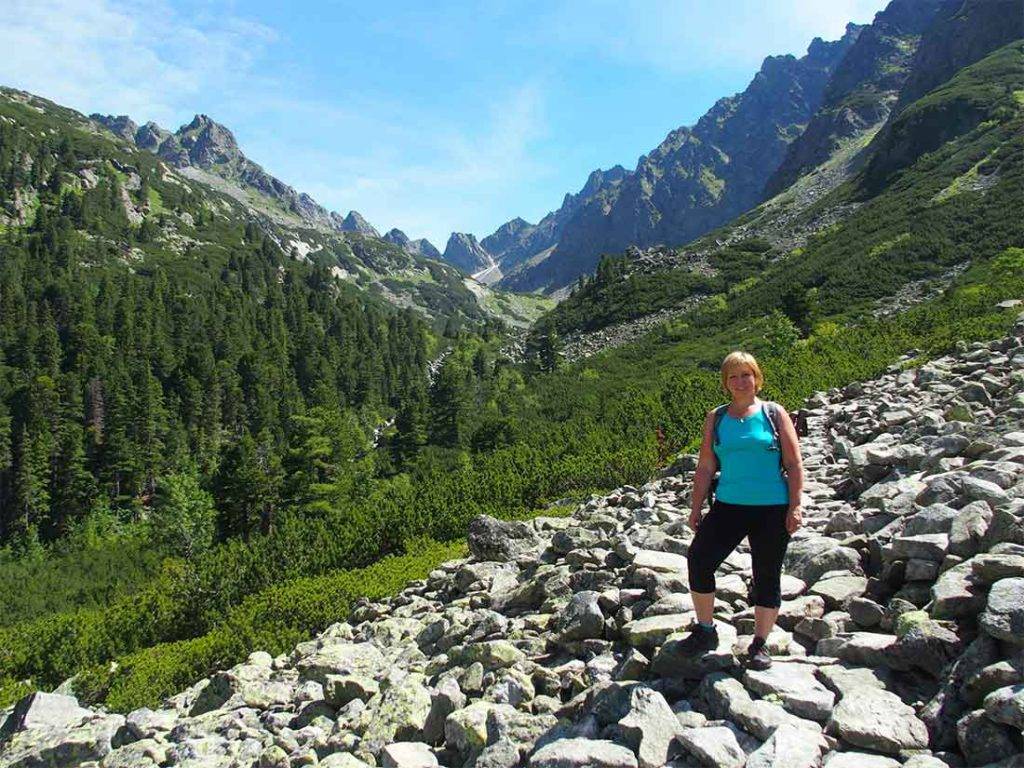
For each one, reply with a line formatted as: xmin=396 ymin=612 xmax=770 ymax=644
xmin=689 ymin=409 xmax=719 ymax=530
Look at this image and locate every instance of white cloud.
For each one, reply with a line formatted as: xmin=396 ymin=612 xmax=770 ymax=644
xmin=0 ymin=0 xmax=277 ymax=127
xmin=254 ymin=85 xmax=550 ymax=247
xmin=531 ymin=0 xmax=888 ymax=76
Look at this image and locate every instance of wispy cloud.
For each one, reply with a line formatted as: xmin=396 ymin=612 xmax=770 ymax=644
xmin=531 ymin=0 xmax=887 ymax=76
xmin=0 ymin=0 xmax=277 ymax=127
xmin=0 ymin=0 xmax=548 ymax=245
xmin=260 ymin=85 xmax=550 ymax=246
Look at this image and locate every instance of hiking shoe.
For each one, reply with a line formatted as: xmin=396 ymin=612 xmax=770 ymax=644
xmin=746 ymin=636 xmax=772 ymax=670
xmin=676 ymin=622 xmax=719 ymax=656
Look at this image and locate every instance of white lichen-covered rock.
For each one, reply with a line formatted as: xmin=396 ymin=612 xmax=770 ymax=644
xmin=825 ymin=686 xmax=929 ymax=754
xmin=676 ymin=725 xmax=746 ymax=768
xmin=979 ymin=577 xmax=1024 ymax=643
xmin=379 ymin=740 xmax=439 ymax=767
xmin=529 ymin=738 xmax=638 ymax=768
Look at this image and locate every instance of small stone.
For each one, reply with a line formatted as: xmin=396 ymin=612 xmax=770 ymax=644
xmin=823 ymin=754 xmax=900 ymax=768
xmin=846 ymin=597 xmax=884 ymax=628
xmin=632 ymin=550 xmax=688 ymax=574
xmin=379 ymin=742 xmax=438 ymax=767
xmin=809 ymin=575 xmax=867 ymax=610
xmin=622 ymin=614 xmax=692 ymax=648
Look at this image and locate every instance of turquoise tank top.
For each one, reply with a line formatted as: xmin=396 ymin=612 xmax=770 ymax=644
xmin=713 ymin=408 xmax=789 ymax=505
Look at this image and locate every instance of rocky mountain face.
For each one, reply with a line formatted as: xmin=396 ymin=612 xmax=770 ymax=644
xmin=6 ymin=319 xmax=1024 ymax=767
xmin=444 ymin=233 xmax=496 ymax=275
xmin=893 ymin=0 xmax=1024 ymax=114
xmin=90 ymin=112 xmax=379 ymax=237
xmin=341 ymin=211 xmax=380 ymax=238
xmin=860 ymin=1 xmax=1024 ymax=192
xmin=385 ymin=229 xmax=443 ymax=260
xmin=493 ymin=28 xmax=862 ymax=294
xmin=763 ymin=0 xmax=944 ymax=197
xmin=473 ymin=166 xmax=633 ymax=283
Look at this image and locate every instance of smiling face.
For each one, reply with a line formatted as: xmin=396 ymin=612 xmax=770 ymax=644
xmin=725 ymin=364 xmax=759 ymax=399
xmin=719 ymin=351 xmax=764 ymax=400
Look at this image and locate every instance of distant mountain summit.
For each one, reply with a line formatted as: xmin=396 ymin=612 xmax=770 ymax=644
xmin=90 ymin=111 xmax=379 ymax=237
xmin=443 ymin=232 xmax=494 ymax=274
xmin=340 ymin=210 xmax=380 ymax=237
xmin=385 ymin=228 xmax=442 ymax=259
xmin=491 ymin=27 xmax=865 ymax=293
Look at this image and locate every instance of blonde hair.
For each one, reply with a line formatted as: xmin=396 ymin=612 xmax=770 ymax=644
xmin=720 ymin=351 xmax=764 ymax=393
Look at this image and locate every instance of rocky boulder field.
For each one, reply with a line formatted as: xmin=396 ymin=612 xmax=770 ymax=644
xmin=4 ymin=322 xmax=1024 ymax=767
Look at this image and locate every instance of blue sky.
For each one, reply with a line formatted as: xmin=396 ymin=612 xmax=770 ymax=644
xmin=2 ymin=0 xmax=887 ymax=247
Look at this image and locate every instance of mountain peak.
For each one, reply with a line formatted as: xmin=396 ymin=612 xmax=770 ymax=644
xmin=443 ymin=232 xmax=494 ymax=274
xmin=384 ymin=228 xmax=411 ymax=247
xmin=90 ymin=114 xmax=138 ymax=142
xmin=341 ymin=211 xmax=380 ymax=237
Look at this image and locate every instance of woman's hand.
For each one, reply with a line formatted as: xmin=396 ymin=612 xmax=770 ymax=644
xmin=689 ymin=507 xmax=702 ymax=531
xmin=785 ymin=505 xmax=803 ymax=534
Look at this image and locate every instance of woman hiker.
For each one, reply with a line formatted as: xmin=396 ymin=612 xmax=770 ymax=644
xmin=681 ymin=351 xmax=804 ymax=670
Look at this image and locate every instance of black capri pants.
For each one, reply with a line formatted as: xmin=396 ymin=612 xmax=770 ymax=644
xmin=687 ymin=500 xmax=790 ymax=608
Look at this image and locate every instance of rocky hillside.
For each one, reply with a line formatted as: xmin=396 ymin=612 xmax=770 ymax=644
xmin=762 ymin=0 xmax=943 ymax=197
xmin=444 ymin=233 xmax=496 ymax=276
xmin=0 ymin=85 xmax=552 ymax=330
xmin=384 ymin=229 xmax=443 ymax=260
xmin=91 ymin=112 xmax=379 ymax=238
xmin=486 ymin=25 xmax=865 ymax=294
xmin=5 ymin=317 xmax=1023 ymax=767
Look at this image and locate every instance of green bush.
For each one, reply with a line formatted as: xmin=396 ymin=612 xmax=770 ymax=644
xmin=75 ymin=537 xmax=465 ymax=711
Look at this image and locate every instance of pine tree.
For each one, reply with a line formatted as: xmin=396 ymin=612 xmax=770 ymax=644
xmin=50 ymin=376 xmax=95 ymax=535
xmin=150 ymin=470 xmax=216 ymax=559
xmin=392 ymin=380 xmax=428 ymax=466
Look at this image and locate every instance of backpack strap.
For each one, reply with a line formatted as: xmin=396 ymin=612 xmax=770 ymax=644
xmin=711 ymin=404 xmax=729 ymax=446
xmin=761 ymin=401 xmax=782 ymax=452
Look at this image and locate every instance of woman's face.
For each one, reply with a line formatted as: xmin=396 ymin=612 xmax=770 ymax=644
xmin=725 ymin=365 xmax=758 ymax=398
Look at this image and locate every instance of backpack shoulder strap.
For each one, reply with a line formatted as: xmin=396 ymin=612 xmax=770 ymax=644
xmin=762 ymin=401 xmax=782 ymax=451
xmin=712 ymin=404 xmax=729 ymax=446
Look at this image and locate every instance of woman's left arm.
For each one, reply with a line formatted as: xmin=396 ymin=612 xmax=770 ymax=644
xmin=779 ymin=408 xmax=805 ymax=533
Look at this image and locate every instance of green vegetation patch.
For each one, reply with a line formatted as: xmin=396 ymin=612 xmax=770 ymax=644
xmin=74 ymin=537 xmax=465 ymax=712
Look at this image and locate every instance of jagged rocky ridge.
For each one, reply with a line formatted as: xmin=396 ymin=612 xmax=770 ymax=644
xmin=4 ymin=322 xmax=1024 ymax=766
xmin=90 ymin=113 xmax=380 ymax=239
xmin=487 ymin=25 xmax=865 ymax=294
xmin=762 ymin=0 xmax=944 ymax=197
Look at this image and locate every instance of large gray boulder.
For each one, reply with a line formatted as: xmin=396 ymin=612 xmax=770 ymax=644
xmin=984 ymin=684 xmax=1024 ymax=730
xmin=558 ymin=591 xmax=605 ymax=641
xmin=979 ymin=577 xmax=1024 ymax=643
xmin=0 ymin=692 xmax=93 ymax=738
xmin=676 ymin=725 xmax=746 ymax=768
xmin=598 ymin=685 xmax=680 ymax=768
xmin=825 ymin=686 xmax=929 ymax=754
xmin=529 ymin=738 xmax=639 ymax=767
xmin=468 ymin=515 xmax=541 ymax=562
